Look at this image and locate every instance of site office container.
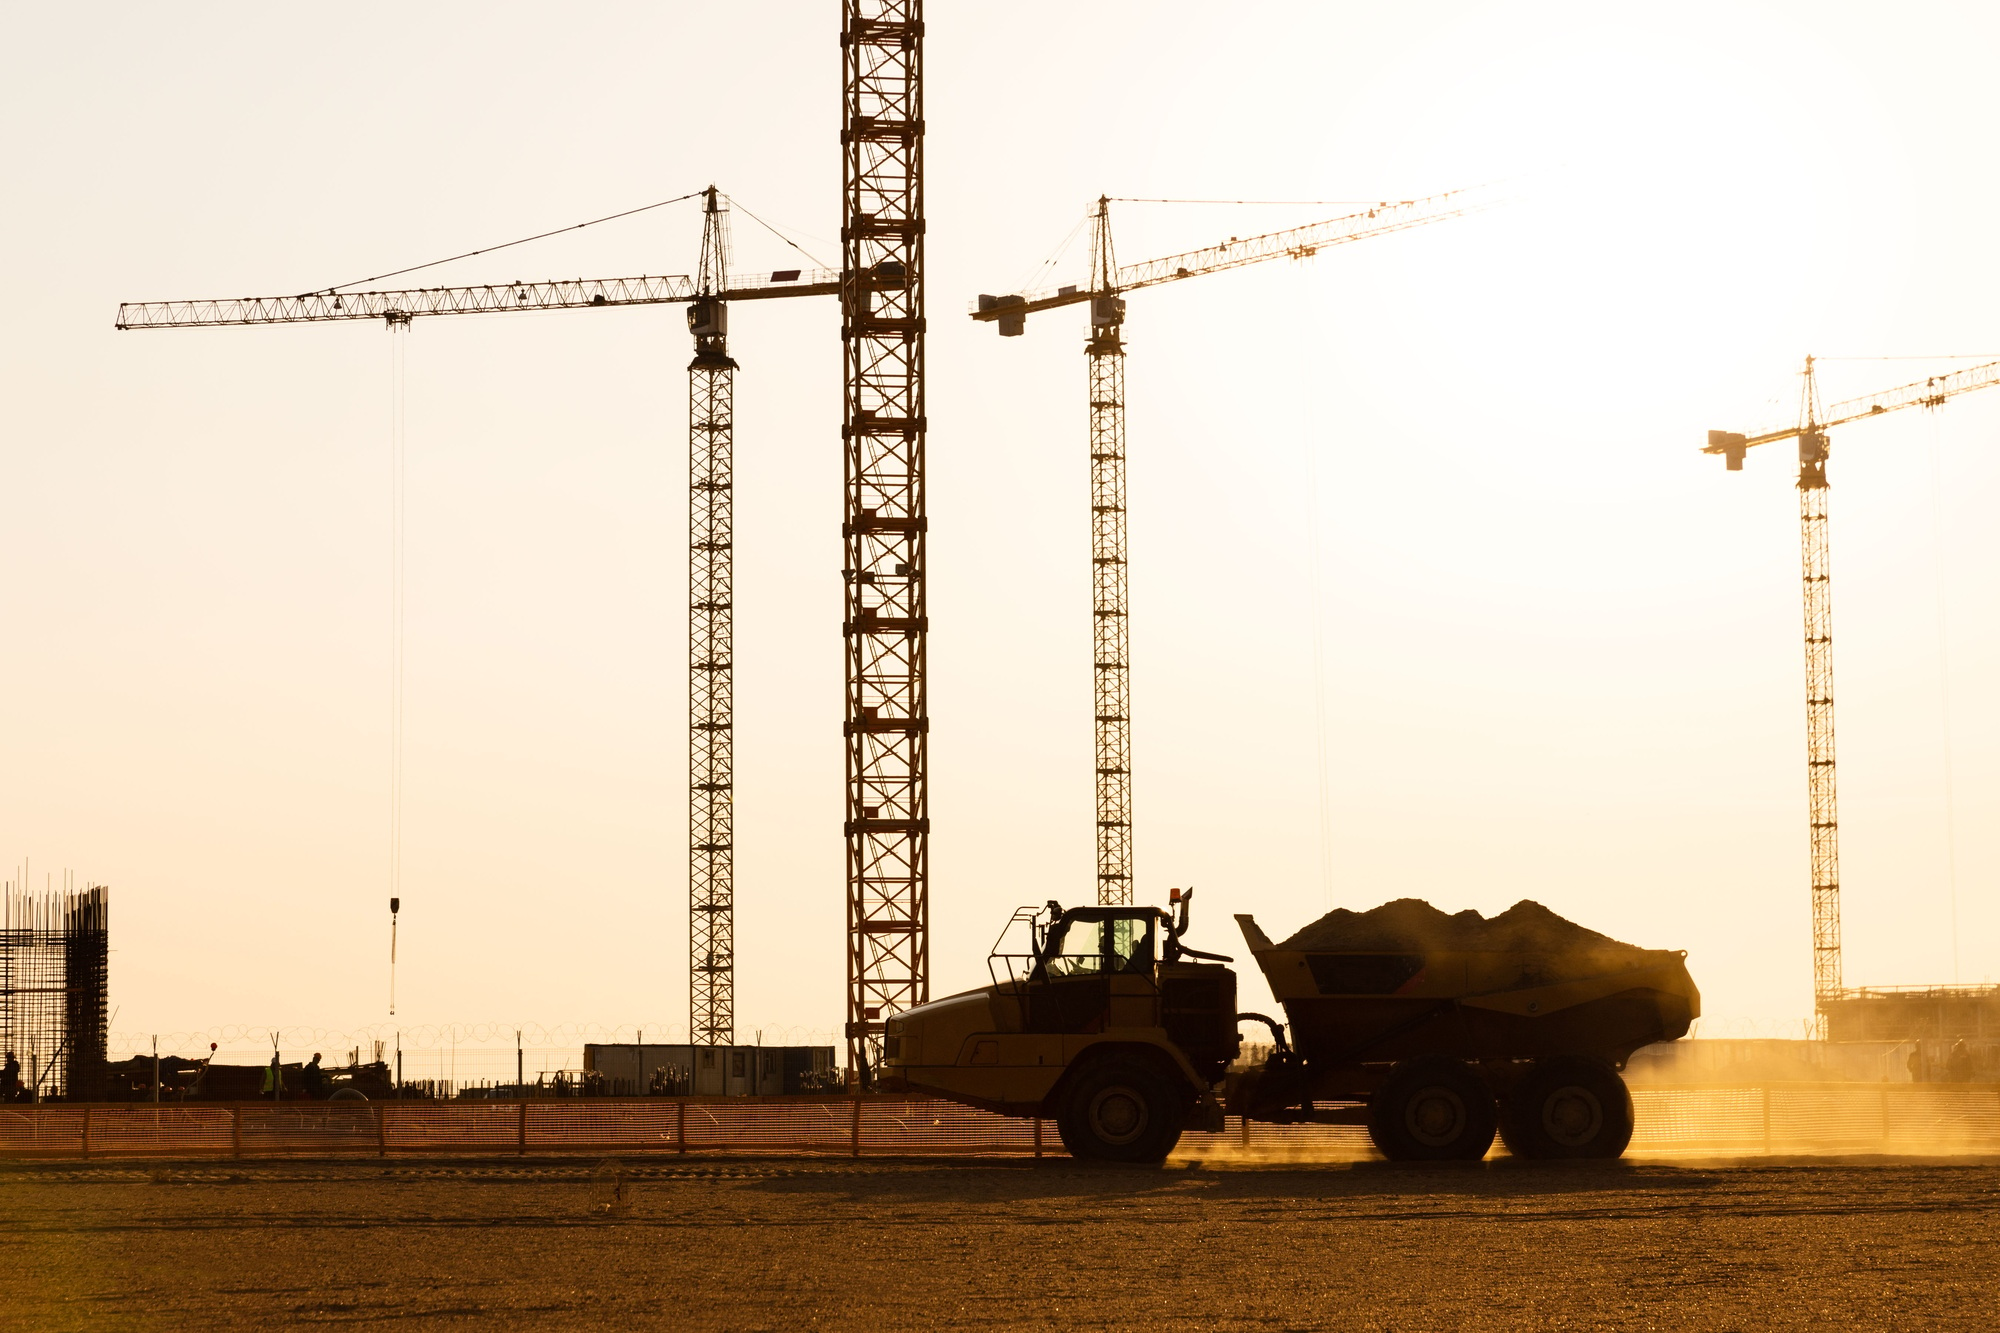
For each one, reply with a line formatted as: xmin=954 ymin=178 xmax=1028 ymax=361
xmin=582 ymin=1044 xmax=836 ymax=1096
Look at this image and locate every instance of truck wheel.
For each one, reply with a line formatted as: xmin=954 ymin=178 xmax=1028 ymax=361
xmin=1367 ymin=1057 xmax=1497 ymax=1162
xmin=1055 ymin=1057 xmax=1186 ymax=1164
xmin=1500 ymin=1057 xmax=1633 ymax=1160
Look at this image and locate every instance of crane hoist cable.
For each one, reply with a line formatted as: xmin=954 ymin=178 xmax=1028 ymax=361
xmin=1924 ymin=412 xmax=1961 ymax=983
xmin=388 ymin=315 xmax=408 ymax=1007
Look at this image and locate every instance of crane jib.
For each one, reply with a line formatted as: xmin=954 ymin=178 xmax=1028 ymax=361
xmin=968 ymin=192 xmax=1482 ymax=326
xmin=114 ymin=270 xmax=842 ymax=330
xmin=1705 ymin=356 xmax=2000 ymax=456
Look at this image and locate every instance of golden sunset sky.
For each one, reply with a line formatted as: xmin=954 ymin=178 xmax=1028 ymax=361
xmin=3 ymin=1 xmax=1995 ymax=1044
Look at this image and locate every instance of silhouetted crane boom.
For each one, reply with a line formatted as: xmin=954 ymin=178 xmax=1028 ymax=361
xmin=971 ymin=188 xmax=1478 ymax=329
xmin=116 ymin=268 xmax=841 ymax=329
xmin=1824 ymin=357 xmax=2000 ymax=424
xmin=1705 ymin=356 xmax=2000 ymax=462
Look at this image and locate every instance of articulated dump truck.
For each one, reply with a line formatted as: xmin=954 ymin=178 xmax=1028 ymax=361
xmin=879 ymin=891 xmax=1698 ymax=1163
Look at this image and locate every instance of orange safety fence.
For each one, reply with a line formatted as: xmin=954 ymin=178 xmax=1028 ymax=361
xmin=0 ymin=1085 xmax=1996 ymax=1161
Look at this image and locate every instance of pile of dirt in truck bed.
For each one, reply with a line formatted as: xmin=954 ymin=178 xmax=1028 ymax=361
xmin=1277 ymin=898 xmax=1646 ymax=955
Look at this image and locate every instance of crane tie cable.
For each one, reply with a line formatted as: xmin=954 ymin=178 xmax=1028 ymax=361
xmin=1105 ymin=197 xmax=1397 ymax=206
xmin=721 ymin=194 xmax=836 ymax=270
xmin=321 ymin=190 xmax=706 ymax=293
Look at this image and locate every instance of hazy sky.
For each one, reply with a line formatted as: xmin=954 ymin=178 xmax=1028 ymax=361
xmin=3 ymin=1 xmax=1996 ymax=1046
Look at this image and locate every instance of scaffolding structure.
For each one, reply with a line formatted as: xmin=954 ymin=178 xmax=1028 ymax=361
xmin=1 ymin=883 xmax=109 ymax=1101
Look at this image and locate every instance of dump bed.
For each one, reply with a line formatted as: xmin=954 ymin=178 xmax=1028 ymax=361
xmin=1236 ymin=908 xmax=1699 ymax=1068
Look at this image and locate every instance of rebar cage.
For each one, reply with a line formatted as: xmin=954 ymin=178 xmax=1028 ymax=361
xmin=1 ymin=885 xmax=109 ymax=1101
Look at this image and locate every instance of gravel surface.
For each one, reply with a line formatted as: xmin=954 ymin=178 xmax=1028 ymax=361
xmin=4 ymin=1154 xmax=1997 ymax=1330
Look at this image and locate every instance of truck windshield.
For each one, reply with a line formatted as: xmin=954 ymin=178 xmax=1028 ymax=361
xmin=1042 ymin=915 xmax=1155 ymax=977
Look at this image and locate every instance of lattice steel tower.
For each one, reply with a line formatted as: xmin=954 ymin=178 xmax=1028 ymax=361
xmin=841 ymin=0 xmax=928 ymax=1073
xmin=1086 ymin=198 xmax=1133 ymax=906
xmin=1794 ymin=358 xmax=1842 ymax=1013
xmin=689 ymin=185 xmax=737 ymax=1045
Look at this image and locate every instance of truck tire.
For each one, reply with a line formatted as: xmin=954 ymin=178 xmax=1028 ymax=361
xmin=1367 ymin=1057 xmax=1497 ymax=1162
xmin=1500 ymin=1057 xmax=1633 ymax=1160
xmin=1055 ymin=1056 xmax=1186 ymax=1164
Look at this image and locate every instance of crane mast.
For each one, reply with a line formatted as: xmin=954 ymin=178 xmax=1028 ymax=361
xmin=1795 ymin=360 xmax=1841 ymax=1014
xmin=841 ymin=0 xmax=928 ymax=1075
xmin=688 ymin=186 xmax=737 ymax=1045
xmin=1706 ymin=354 xmax=2000 ymax=1029
xmin=1086 ymin=199 xmax=1133 ymax=906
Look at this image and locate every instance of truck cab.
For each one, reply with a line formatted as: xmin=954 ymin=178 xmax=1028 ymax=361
xmin=880 ymin=891 xmax=1239 ymax=1161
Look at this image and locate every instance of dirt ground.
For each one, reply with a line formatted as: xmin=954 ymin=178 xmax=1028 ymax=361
xmin=4 ymin=1154 xmax=1998 ymax=1331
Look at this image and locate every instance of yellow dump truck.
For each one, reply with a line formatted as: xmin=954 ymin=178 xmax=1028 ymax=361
xmin=880 ymin=891 xmax=1698 ymax=1163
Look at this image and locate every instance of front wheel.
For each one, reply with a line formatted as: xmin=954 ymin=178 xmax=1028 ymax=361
xmin=1500 ymin=1057 xmax=1634 ymax=1160
xmin=1367 ymin=1057 xmax=1497 ymax=1161
xmin=1056 ymin=1057 xmax=1186 ymax=1164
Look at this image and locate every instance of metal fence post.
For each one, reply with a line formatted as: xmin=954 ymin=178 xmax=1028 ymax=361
xmin=375 ymin=1103 xmax=387 ymax=1159
xmin=80 ymin=1106 xmax=92 ymax=1161
xmin=1880 ymin=1086 xmax=1892 ymax=1151
xmin=1762 ymin=1085 xmax=1772 ymax=1156
xmin=850 ymin=1097 xmax=862 ymax=1159
xmin=231 ymin=1104 xmax=243 ymax=1160
xmin=517 ymin=1100 xmax=527 ymax=1157
xmin=677 ymin=1099 xmax=688 ymax=1155
xmin=1033 ymin=1116 xmax=1043 ymax=1159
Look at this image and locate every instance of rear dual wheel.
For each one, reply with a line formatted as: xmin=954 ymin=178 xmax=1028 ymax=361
xmin=1499 ymin=1057 xmax=1633 ymax=1160
xmin=1367 ymin=1057 xmax=1497 ymax=1162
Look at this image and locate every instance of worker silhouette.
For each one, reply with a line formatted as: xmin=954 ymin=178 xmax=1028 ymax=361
xmin=1945 ymin=1039 xmax=1974 ymax=1084
xmin=303 ymin=1052 xmax=329 ymax=1098
xmin=263 ymin=1051 xmax=283 ymax=1100
xmin=1 ymin=1051 xmax=19 ymax=1101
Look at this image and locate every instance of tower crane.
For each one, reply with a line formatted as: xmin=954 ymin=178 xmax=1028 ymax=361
xmin=1705 ymin=354 xmax=2000 ymax=1027
xmin=971 ymin=189 xmax=1480 ymax=906
xmin=117 ymin=193 xmax=840 ymax=1049
xmin=688 ymin=189 xmax=738 ymax=1049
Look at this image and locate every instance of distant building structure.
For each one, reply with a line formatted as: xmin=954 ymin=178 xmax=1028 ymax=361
xmin=1 ymin=883 xmax=109 ymax=1101
xmin=1821 ymin=985 xmax=2000 ymax=1043
xmin=583 ymin=1043 xmax=837 ymax=1096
